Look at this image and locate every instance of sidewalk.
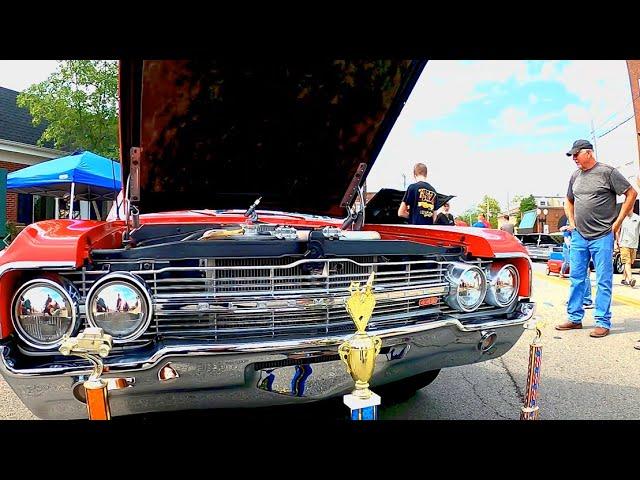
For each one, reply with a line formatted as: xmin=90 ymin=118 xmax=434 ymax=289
xmin=533 ymin=268 xmax=640 ymax=308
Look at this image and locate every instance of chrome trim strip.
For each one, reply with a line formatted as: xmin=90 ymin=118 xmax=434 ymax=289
xmin=0 ymin=261 xmax=76 ymax=277
xmin=0 ymin=301 xmax=534 ymax=377
xmin=152 ymin=285 xmax=449 ymax=312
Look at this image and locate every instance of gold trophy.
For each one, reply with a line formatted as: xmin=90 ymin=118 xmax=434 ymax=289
xmin=59 ymin=327 xmax=113 ymax=420
xmin=338 ymin=272 xmax=382 ymax=419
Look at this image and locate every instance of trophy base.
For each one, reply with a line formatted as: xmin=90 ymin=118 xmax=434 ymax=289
xmin=344 ymin=392 xmax=381 ymax=421
xmin=520 ymin=406 xmax=539 ymax=420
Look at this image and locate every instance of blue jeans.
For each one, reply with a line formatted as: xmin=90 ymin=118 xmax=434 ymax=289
xmin=568 ymin=230 xmax=613 ymax=328
xmin=561 ymin=244 xmax=570 ymax=275
xmin=563 ymin=244 xmax=592 ymax=304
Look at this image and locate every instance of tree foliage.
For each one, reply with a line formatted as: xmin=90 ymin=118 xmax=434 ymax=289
xmin=16 ymin=60 xmax=119 ymax=159
xmin=460 ymin=208 xmax=478 ymax=226
xmin=519 ymin=194 xmax=537 ymax=217
xmin=476 ymin=195 xmax=501 ymax=228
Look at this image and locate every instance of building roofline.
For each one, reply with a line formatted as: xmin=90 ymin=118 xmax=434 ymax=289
xmin=0 ymin=138 xmax=66 ymax=158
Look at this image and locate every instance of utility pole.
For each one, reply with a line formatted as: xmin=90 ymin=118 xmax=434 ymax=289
xmin=402 ymin=174 xmax=406 ymax=189
xmin=591 ymin=118 xmax=599 ymax=158
xmin=486 ymin=197 xmax=490 ymax=225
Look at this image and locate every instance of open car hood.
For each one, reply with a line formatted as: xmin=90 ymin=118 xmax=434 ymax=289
xmin=365 ymin=188 xmax=455 ymax=224
xmin=119 ymin=60 xmax=426 ymax=216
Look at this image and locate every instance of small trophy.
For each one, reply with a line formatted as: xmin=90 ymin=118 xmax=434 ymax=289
xmin=520 ymin=317 xmax=543 ymax=420
xmin=338 ymin=272 xmax=382 ymax=420
xmin=59 ymin=327 xmax=113 ymax=420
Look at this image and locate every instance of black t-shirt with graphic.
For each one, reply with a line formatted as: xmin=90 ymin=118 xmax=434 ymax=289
xmin=402 ymin=181 xmax=437 ymax=225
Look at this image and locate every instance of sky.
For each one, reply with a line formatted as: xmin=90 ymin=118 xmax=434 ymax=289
xmin=1 ymin=60 xmax=638 ymax=217
xmin=369 ymin=60 xmax=640 ymax=216
xmin=0 ymin=60 xmax=58 ymax=91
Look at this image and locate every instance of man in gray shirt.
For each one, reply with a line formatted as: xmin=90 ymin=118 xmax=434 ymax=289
xmin=500 ymin=214 xmax=515 ymax=234
xmin=555 ymin=139 xmax=637 ymax=338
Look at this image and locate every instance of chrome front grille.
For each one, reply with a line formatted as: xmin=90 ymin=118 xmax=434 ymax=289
xmin=56 ymin=256 xmax=496 ymax=344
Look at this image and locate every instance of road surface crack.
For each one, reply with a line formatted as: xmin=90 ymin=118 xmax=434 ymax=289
xmin=460 ymin=370 xmax=510 ymax=420
xmin=496 ymin=357 xmax=524 ymax=403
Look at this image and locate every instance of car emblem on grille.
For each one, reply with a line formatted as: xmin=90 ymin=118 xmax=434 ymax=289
xmin=419 ymin=297 xmax=438 ymax=307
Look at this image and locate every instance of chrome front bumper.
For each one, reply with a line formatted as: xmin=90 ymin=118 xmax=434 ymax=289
xmin=0 ymin=301 xmax=534 ymax=419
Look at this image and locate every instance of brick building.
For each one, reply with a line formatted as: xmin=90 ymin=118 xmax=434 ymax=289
xmin=626 ymin=61 xmax=640 ymax=169
xmin=0 ymin=86 xmax=66 ymax=225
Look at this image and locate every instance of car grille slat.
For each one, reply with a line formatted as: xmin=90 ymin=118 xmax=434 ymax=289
xmin=52 ymin=255 xmax=501 ymax=344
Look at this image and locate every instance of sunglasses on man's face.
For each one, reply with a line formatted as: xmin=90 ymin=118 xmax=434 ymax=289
xmin=572 ymin=150 xmax=584 ymax=159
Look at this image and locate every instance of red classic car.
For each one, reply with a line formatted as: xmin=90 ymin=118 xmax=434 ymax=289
xmin=0 ymin=60 xmax=534 ymax=419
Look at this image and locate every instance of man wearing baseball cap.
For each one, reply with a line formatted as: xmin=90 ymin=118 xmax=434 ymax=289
xmin=555 ymin=140 xmax=637 ymax=338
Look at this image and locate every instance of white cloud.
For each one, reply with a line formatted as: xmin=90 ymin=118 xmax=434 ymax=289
xmin=529 ymin=94 xmax=538 ymax=104
xmin=369 ymin=60 xmax=638 ymax=217
xmin=368 ymin=129 xmax=578 ymax=216
xmin=555 ymin=60 xmax=634 ymax=129
xmin=0 ymin=60 xmax=58 ymax=91
xmin=490 ymin=107 xmax=567 ymax=136
xmin=564 ymin=104 xmax=591 ymax=125
xmin=400 ymin=60 xmax=530 ymax=123
xmin=539 ymin=60 xmax=563 ymax=81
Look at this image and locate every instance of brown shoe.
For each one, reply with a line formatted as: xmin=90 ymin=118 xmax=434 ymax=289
xmin=590 ymin=327 xmax=610 ymax=338
xmin=555 ymin=321 xmax=582 ymax=331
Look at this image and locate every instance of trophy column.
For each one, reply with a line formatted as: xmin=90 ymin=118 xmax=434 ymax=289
xmin=59 ymin=327 xmax=113 ymax=420
xmin=520 ymin=319 xmax=543 ymax=420
xmin=338 ymin=272 xmax=382 ymax=421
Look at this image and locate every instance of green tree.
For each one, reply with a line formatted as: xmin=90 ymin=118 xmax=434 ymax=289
xmin=519 ymin=194 xmax=537 ymax=218
xmin=16 ymin=60 xmax=119 ymax=159
xmin=460 ymin=208 xmax=478 ymax=226
xmin=476 ymin=195 xmax=501 ymax=228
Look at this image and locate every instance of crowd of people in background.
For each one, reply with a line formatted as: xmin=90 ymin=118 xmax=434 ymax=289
xmin=397 ymin=162 xmax=512 ymax=229
xmin=398 ymin=147 xmax=640 ymax=350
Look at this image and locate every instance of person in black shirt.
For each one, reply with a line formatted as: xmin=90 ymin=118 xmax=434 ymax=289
xmin=435 ymin=202 xmax=455 ymax=226
xmin=398 ymin=163 xmax=438 ymax=225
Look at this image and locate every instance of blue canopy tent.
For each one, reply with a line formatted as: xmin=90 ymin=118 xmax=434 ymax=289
xmin=7 ymin=151 xmax=122 ymax=220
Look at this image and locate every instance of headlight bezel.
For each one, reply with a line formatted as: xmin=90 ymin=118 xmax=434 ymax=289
xmin=445 ymin=263 xmax=488 ymax=312
xmin=11 ymin=278 xmax=80 ymax=350
xmin=485 ymin=264 xmax=520 ymax=307
xmin=85 ymin=272 xmax=153 ymax=343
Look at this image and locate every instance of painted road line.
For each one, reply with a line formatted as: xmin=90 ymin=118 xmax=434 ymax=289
xmin=533 ymin=271 xmax=640 ymax=308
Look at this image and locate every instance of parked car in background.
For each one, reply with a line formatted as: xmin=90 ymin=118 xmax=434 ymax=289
xmin=515 ymin=232 xmax=563 ymax=261
xmin=0 ymin=60 xmax=534 ymax=419
xmin=613 ymin=236 xmax=640 ymax=274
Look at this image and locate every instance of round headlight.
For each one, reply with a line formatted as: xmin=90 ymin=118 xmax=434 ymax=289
xmin=11 ymin=279 xmax=79 ymax=350
xmin=485 ymin=264 xmax=519 ymax=307
xmin=445 ymin=263 xmax=488 ymax=312
xmin=86 ymin=273 xmax=152 ymax=342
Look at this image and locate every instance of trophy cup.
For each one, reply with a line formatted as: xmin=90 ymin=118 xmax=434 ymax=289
xmin=59 ymin=327 xmax=113 ymax=420
xmin=338 ymin=272 xmax=382 ymax=420
xmin=520 ymin=317 xmax=543 ymax=420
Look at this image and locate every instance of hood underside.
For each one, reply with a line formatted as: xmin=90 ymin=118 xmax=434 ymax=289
xmin=119 ymin=60 xmax=426 ymax=216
